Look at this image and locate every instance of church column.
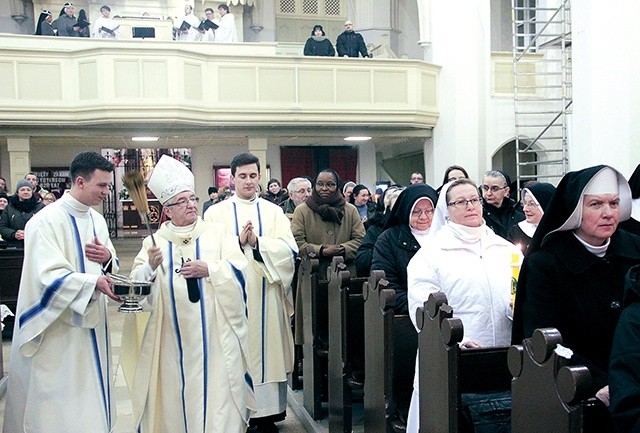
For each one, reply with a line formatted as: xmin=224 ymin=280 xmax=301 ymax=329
xmin=417 ymin=0 xmax=433 ymax=62
xmin=7 ymin=137 xmax=31 ymax=190
xmin=248 ymin=137 xmax=268 ymax=189
xmin=351 ymin=0 xmax=397 ymax=56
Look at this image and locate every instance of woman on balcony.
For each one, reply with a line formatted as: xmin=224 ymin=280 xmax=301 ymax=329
xmin=304 ymin=25 xmax=335 ymax=57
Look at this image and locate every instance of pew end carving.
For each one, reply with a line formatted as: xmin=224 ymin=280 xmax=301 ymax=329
xmin=509 ymin=327 xmax=594 ymax=433
xmin=364 ymin=270 xmax=419 ymax=433
xmin=328 ymin=256 xmax=368 ymax=433
xmin=300 ymin=252 xmax=327 ymax=420
xmin=416 ymin=292 xmax=511 ymax=433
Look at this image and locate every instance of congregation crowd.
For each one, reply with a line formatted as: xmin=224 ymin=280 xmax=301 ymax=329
xmin=2 ymin=151 xmax=640 ymax=433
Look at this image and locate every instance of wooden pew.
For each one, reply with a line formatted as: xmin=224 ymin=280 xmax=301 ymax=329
xmin=299 ymin=252 xmax=329 ymax=420
xmin=363 ymin=271 xmax=418 ymax=433
xmin=0 ymin=247 xmax=24 ymax=338
xmin=509 ymin=327 xmax=610 ymax=433
xmin=288 ymin=257 xmax=303 ymax=391
xmin=327 ymin=257 xmax=368 ymax=433
xmin=415 ymin=292 xmax=511 ymax=433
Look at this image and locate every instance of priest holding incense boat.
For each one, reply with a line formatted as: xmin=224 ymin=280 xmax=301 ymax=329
xmin=121 ymin=155 xmax=254 ymax=433
xmin=3 ymin=151 xmax=120 ymax=433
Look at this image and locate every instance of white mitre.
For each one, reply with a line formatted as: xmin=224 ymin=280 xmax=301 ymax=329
xmin=147 ymin=155 xmax=195 ymax=204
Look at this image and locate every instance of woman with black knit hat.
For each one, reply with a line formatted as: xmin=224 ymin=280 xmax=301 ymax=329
xmin=507 ymin=181 xmax=556 ymax=253
xmin=303 ymin=24 xmax=336 ymax=56
xmin=512 ymin=165 xmax=640 ymax=416
xmin=0 ymin=179 xmax=45 ymax=248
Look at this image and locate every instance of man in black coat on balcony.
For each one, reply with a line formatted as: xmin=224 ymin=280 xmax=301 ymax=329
xmin=336 ymin=20 xmax=370 ymax=58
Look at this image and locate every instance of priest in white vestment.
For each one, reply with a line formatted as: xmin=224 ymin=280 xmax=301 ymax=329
xmin=3 ymin=151 xmax=120 ymax=433
xmin=176 ymin=4 xmax=202 ymax=41
xmin=205 ymin=152 xmax=297 ymax=433
xmin=121 ymin=155 xmax=254 ymax=433
xmin=213 ymin=4 xmax=238 ymax=42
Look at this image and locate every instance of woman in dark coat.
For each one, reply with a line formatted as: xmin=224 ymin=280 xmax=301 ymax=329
xmin=507 ymin=181 xmax=556 ymax=253
xmin=619 ymin=163 xmax=640 ymax=235
xmin=303 ymin=25 xmax=335 ymax=57
xmin=262 ymin=178 xmax=288 ymax=206
xmin=371 ymin=183 xmax=438 ymax=315
xmin=610 ymin=264 xmax=640 ymax=433
xmin=354 ymin=184 xmax=403 ymax=277
xmin=370 ymin=183 xmax=438 ymax=431
xmin=512 ymin=165 xmax=640 ymax=409
xmin=0 ymin=179 xmax=45 ymax=248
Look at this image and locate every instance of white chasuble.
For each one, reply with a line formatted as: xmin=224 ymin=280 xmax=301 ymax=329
xmin=122 ymin=218 xmax=254 ymax=433
xmin=205 ymin=195 xmax=297 ymax=417
xmin=3 ymin=193 xmax=119 ymax=433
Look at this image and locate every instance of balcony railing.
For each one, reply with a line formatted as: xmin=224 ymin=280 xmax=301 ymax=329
xmin=0 ymin=34 xmax=440 ymax=133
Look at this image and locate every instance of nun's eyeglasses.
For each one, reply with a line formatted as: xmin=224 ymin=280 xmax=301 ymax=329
xmin=411 ymin=208 xmax=434 ymax=217
xmin=447 ymin=197 xmax=482 ymax=209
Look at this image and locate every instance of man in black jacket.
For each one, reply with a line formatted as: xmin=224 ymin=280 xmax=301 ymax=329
xmin=481 ymin=170 xmax=524 ymax=239
xmin=336 ymin=20 xmax=370 ymax=58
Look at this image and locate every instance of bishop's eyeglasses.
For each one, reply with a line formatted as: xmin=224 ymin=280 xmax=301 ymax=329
xmin=165 ymin=196 xmax=199 ymax=208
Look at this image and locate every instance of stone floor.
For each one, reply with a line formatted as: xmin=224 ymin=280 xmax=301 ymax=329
xmin=0 ymin=237 xmax=318 ymax=433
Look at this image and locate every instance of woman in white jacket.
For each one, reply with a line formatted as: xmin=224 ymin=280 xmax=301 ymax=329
xmin=405 ymin=178 xmax=522 ymax=432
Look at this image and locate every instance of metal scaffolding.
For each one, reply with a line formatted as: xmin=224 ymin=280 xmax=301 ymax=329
xmin=512 ymin=0 xmax=572 ymax=189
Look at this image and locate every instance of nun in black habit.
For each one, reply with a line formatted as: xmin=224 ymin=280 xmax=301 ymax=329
xmin=507 ymin=181 xmax=556 ymax=253
xmin=34 ymin=10 xmax=55 ymax=36
xmin=512 ymin=165 xmax=640 ymax=404
xmin=618 ymin=163 xmax=640 ymax=235
xmin=370 ymin=183 xmax=439 ymax=314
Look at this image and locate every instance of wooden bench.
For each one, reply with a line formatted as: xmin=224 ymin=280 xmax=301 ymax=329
xmin=326 ymin=256 xmax=368 ymax=433
xmin=0 ymin=247 xmax=24 ymax=339
xmin=363 ymin=271 xmax=418 ymax=433
xmin=299 ymin=252 xmax=329 ymax=420
xmin=509 ymin=327 xmax=611 ymax=433
xmin=415 ymin=292 xmax=511 ymax=432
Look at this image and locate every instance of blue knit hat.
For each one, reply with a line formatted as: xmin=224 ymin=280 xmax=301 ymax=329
xmin=16 ymin=179 xmax=33 ymax=193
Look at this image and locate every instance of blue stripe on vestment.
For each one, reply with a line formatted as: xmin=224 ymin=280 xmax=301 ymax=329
xmin=168 ymin=242 xmax=190 ymax=432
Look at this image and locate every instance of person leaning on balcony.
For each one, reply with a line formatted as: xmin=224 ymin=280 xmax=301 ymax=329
xmin=336 ymin=20 xmax=370 ymax=58
xmin=304 ymin=24 xmax=335 ymax=57
xmin=35 ymin=9 xmax=56 ymax=36
xmin=55 ymin=2 xmax=81 ymax=37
